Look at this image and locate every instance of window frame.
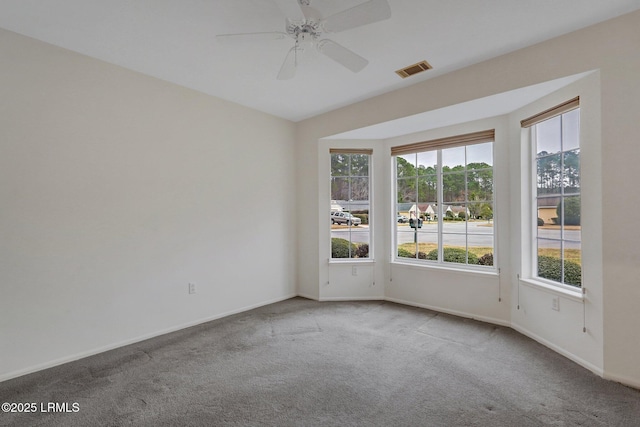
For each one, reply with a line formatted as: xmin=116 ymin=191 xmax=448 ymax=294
xmin=329 ymin=149 xmax=373 ymax=262
xmin=527 ymin=104 xmax=582 ymax=290
xmin=391 ymin=130 xmax=497 ymax=272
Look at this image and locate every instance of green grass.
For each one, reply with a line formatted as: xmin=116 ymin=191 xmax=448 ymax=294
xmin=398 ymin=242 xmax=492 ymax=257
xmin=538 ymin=248 xmax=582 ymax=265
xmin=398 ymin=243 xmax=582 ymax=265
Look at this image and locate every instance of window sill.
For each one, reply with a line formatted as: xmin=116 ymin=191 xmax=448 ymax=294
xmin=328 ymin=259 xmax=376 ymax=265
xmin=391 ymin=260 xmax=499 ymax=278
xmin=518 ymin=277 xmax=584 ymax=302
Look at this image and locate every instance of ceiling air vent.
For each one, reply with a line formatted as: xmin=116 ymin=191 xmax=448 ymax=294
xmin=395 ymin=60 xmax=432 ymax=78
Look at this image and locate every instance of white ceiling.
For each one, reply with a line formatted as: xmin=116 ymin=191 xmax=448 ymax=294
xmin=1 ymin=1 xmax=639 ymax=122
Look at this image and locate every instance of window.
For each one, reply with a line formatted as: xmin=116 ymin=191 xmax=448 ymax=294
xmin=524 ymin=99 xmax=581 ymax=288
xmin=392 ymin=130 xmax=495 ymax=269
xmin=330 ymin=149 xmax=371 ymax=259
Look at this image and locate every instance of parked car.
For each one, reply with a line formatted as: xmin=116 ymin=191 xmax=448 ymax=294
xmin=397 ymin=215 xmax=408 ymax=223
xmin=331 ymin=211 xmax=361 ymax=226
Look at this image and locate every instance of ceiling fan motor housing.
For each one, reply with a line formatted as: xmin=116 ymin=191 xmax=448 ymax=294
xmin=286 ymin=21 xmax=321 ymax=42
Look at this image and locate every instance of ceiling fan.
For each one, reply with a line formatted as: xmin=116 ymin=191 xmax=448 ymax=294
xmin=216 ymin=0 xmax=392 ymax=80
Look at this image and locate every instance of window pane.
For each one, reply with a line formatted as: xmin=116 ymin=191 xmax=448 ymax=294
xmin=350 ymin=154 xmax=369 ymax=176
xmin=396 ymin=204 xmax=411 ymax=216
xmin=443 ymin=234 xmax=467 ymax=264
xmin=537 ymin=198 xmax=561 ymax=239
xmin=563 ymin=150 xmax=580 ymax=194
xmin=537 ymin=239 xmax=561 ymax=282
xmin=396 ymin=211 xmax=410 ymax=233
xmin=469 ymin=234 xmax=493 ymax=266
xmin=467 ymin=169 xmax=492 ymax=201
xmin=331 ymin=177 xmax=349 ymax=201
xmin=397 ymin=178 xmax=416 ymax=203
xmin=448 ymin=204 xmax=468 ymax=221
xmin=442 ymin=146 xmax=465 ymax=169
xmin=537 ymin=197 xmax=560 ymax=229
xmin=562 ymin=109 xmax=580 ymax=151
xmin=397 ymin=233 xmax=417 ymax=259
xmin=537 ymin=154 xmax=562 ymax=196
xmin=330 ymin=235 xmax=355 ymax=258
xmin=442 ymin=172 xmax=466 ymax=203
xmin=564 ymin=224 xmax=581 ymax=243
xmin=350 ymin=230 xmax=370 ymax=259
xmin=560 ymin=195 xmax=581 ymax=227
xmin=417 ymin=151 xmax=437 ymax=175
xmin=418 ymin=175 xmax=438 ymax=204
xmin=563 ymin=248 xmax=582 ymax=287
xmin=468 ymin=202 xmax=493 ymax=224
xmin=417 ymin=232 xmax=438 ymax=259
xmin=350 ymin=177 xmax=369 ymax=201
xmin=536 ymin=115 xmax=562 ymax=155
xmin=416 ymin=201 xmax=436 ymax=223
xmin=467 ymin=142 xmax=493 ymax=168
xmin=442 ymin=215 xmax=461 ymax=233
xmin=331 ymin=153 xmax=349 ymax=176
xmin=397 ymin=154 xmax=416 ymax=177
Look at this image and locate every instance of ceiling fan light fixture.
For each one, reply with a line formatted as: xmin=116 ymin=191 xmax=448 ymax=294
xmin=395 ymin=60 xmax=432 ymax=78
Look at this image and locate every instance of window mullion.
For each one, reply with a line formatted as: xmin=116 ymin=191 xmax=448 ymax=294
xmin=437 ymin=150 xmax=444 ymax=264
xmin=413 ymin=153 xmax=419 ymax=258
xmin=464 ymin=147 xmax=469 ymax=264
xmin=348 ymin=155 xmax=353 ymax=258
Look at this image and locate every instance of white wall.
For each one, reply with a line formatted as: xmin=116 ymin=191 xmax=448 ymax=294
xmin=296 ymin=10 xmax=640 ymax=388
xmin=0 ymin=30 xmax=296 ymax=381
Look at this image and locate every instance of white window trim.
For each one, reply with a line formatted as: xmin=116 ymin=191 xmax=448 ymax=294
xmin=519 ymin=277 xmax=584 ymax=301
xmin=528 ymin=109 xmax=582 ymax=290
xmin=391 ymin=258 xmax=499 ymax=277
xmin=519 ymin=99 xmax=585 ymax=297
xmin=391 ymin=141 xmax=497 ymax=272
xmin=329 ymin=151 xmax=373 ymax=262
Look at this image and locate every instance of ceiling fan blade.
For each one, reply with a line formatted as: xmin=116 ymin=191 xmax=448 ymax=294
xmin=299 ymin=5 xmax=323 ymax=21
xmin=322 ymin=0 xmax=391 ymax=33
xmin=216 ymin=32 xmax=288 ymax=42
xmin=277 ymin=47 xmax=298 ymax=80
xmin=271 ymin=0 xmax=305 ymax=20
xmin=317 ymin=39 xmax=368 ymax=73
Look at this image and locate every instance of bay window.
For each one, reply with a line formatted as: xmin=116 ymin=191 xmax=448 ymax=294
xmin=392 ymin=130 xmax=495 ymax=269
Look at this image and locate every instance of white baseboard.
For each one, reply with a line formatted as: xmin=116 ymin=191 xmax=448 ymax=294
xmin=319 ymin=296 xmax=385 ymax=302
xmin=511 ymin=322 xmax=604 ymax=377
xmin=384 ymin=296 xmax=511 ymax=327
xmin=602 ymin=371 xmax=640 ymax=390
xmin=7 ymin=292 xmax=638 ymax=391
xmin=0 ymin=293 xmax=296 ymax=383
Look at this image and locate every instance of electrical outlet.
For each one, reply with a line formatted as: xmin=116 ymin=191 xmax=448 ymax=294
xmin=352 ymin=266 xmax=358 ymax=276
xmin=188 ymin=283 xmax=196 ymax=294
xmin=552 ymin=296 xmax=559 ymax=311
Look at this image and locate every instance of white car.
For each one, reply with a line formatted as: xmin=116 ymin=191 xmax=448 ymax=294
xmin=331 ymin=211 xmax=361 ymax=226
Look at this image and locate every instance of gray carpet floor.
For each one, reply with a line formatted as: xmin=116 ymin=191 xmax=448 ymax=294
xmin=1 ymin=297 xmax=639 ymax=426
